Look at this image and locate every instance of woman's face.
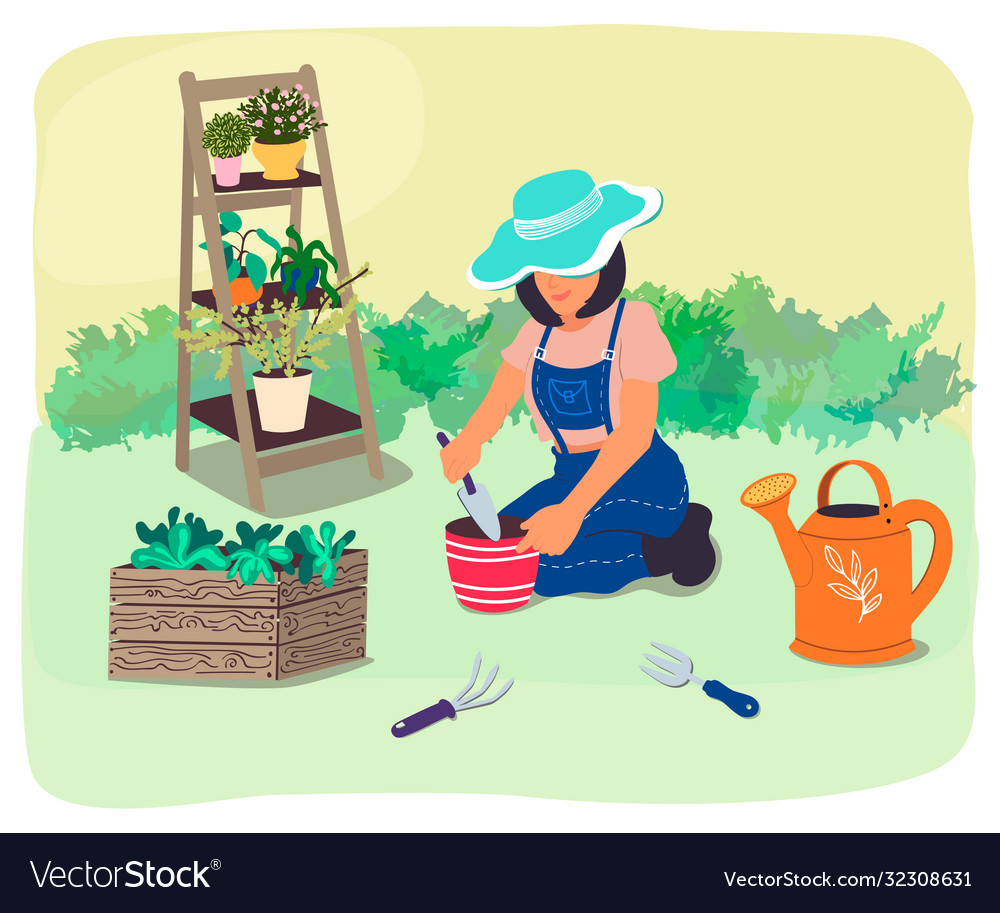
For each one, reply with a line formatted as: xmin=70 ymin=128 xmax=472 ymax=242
xmin=533 ymin=270 xmax=601 ymax=318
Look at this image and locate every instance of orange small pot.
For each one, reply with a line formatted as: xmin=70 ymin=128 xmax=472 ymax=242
xmin=212 ymin=274 xmax=264 ymax=308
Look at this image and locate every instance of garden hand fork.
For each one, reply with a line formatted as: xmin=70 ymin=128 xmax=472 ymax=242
xmin=640 ymin=642 xmax=760 ymax=718
xmin=391 ymin=652 xmax=515 ymax=737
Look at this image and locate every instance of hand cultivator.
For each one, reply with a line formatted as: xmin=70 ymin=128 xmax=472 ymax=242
xmin=391 ymin=653 xmax=515 ymax=737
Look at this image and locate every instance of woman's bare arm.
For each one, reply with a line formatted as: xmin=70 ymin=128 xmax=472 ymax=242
xmin=562 ymin=378 xmax=658 ymax=517
xmin=516 ymin=378 xmax=658 ymax=554
xmin=440 ymin=360 xmax=525 ymax=484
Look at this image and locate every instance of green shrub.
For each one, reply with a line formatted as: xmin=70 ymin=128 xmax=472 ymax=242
xmin=43 ymin=274 xmax=974 ymax=454
xmin=45 ymin=306 xmax=218 ymax=451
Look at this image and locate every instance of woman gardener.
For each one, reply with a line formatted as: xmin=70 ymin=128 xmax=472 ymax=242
xmin=440 ymin=169 xmax=716 ymax=597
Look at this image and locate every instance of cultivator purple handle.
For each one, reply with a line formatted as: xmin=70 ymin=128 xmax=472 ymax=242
xmin=391 ymin=699 xmax=457 ymax=738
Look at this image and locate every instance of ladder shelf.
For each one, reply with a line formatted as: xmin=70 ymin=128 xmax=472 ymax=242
xmin=177 ymin=65 xmax=383 ymax=512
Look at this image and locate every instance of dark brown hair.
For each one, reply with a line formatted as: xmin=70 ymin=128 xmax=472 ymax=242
xmin=514 ymin=243 xmax=626 ymax=327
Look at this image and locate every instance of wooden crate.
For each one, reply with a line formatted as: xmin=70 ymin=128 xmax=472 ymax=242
xmin=109 ymin=549 xmax=367 ymax=681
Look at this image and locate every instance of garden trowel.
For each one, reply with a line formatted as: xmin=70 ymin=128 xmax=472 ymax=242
xmin=437 ymin=432 xmax=501 ymax=541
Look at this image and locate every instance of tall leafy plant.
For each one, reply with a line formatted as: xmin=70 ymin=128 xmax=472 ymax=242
xmin=198 ymin=210 xmax=281 ymax=292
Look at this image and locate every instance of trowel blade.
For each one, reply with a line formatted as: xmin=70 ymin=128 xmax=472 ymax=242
xmin=457 ymin=485 xmax=501 ymax=541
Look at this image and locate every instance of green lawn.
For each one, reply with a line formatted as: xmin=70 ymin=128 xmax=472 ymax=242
xmin=22 ymin=410 xmax=977 ymax=806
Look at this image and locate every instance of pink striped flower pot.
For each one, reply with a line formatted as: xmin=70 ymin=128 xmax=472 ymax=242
xmin=445 ymin=515 xmax=539 ymax=612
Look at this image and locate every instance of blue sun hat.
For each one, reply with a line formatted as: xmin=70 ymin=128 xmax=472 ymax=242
xmin=467 ymin=169 xmax=662 ymax=290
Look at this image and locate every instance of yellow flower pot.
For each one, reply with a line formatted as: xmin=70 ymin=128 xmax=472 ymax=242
xmin=251 ymin=139 xmax=307 ymax=181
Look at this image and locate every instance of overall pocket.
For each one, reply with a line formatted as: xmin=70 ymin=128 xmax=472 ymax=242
xmin=547 ymin=378 xmax=593 ymax=416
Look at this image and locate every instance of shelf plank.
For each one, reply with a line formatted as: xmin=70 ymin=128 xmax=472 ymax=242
xmin=190 ymin=391 xmax=363 ymax=452
xmin=191 ymin=280 xmax=338 ymax=314
xmin=212 ymin=170 xmax=322 ymax=193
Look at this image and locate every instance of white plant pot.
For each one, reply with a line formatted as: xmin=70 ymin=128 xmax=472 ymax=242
xmin=252 ymin=369 xmax=312 ymax=433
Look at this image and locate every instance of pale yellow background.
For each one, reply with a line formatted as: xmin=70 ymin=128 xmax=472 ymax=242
xmin=34 ymin=26 xmax=973 ymax=423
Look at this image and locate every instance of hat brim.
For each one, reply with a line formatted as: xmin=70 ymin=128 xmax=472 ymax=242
xmin=467 ymin=180 xmax=662 ymax=291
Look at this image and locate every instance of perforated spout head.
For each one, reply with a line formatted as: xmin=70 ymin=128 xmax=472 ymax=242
xmin=741 ymin=473 xmax=813 ymax=588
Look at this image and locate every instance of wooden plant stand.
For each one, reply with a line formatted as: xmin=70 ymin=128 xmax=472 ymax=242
xmin=108 ymin=550 xmax=368 ymax=681
xmin=176 ymin=65 xmax=383 ymax=512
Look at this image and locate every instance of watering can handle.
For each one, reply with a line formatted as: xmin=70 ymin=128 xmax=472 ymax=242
xmin=817 ymin=460 xmax=893 ymax=510
xmin=892 ymin=499 xmax=953 ymax=624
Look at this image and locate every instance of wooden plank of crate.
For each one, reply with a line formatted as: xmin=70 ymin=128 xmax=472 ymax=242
xmin=108 ymin=642 xmax=278 ymax=680
xmin=277 ymin=625 xmax=365 ymax=679
xmin=110 ymin=566 xmax=279 ymax=607
xmin=277 ymin=549 xmax=368 ymax=605
xmin=110 ymin=604 xmax=279 ymax=644
xmin=279 ymin=587 xmax=366 ymax=643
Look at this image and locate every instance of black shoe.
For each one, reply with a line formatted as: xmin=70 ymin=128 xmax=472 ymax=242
xmin=642 ymin=503 xmax=716 ymax=587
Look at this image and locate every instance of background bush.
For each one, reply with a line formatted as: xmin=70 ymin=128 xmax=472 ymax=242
xmin=44 ymin=273 xmax=974 ymax=453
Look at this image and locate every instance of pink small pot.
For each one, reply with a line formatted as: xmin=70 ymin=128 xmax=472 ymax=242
xmin=214 ymin=155 xmax=242 ymax=187
xmin=445 ymin=515 xmax=539 ymax=612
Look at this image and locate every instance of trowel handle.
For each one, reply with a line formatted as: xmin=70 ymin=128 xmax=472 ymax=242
xmin=702 ymin=680 xmax=760 ymax=718
xmin=436 ymin=432 xmax=476 ymax=494
xmin=391 ymin=699 xmax=457 ymax=738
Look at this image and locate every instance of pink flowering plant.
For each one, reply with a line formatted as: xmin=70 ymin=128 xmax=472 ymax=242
xmin=236 ymin=84 xmax=327 ymax=145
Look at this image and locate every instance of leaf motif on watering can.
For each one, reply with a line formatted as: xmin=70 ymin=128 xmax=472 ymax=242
xmin=828 ymin=582 xmax=862 ymax=600
xmin=860 ymin=592 xmax=883 ymax=622
xmin=824 ymin=544 xmax=884 ymax=623
xmin=824 ymin=545 xmax=845 ymax=576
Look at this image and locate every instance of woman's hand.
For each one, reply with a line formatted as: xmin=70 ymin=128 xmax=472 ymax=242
xmin=516 ymin=503 xmax=586 ymax=556
xmin=440 ymin=433 xmax=482 ymax=484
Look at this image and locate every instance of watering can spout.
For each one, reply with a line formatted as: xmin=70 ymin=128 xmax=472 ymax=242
xmin=740 ymin=474 xmax=813 ymax=588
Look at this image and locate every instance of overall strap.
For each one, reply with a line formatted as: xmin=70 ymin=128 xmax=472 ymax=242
xmin=530 ymin=351 xmax=569 ymax=454
xmin=534 ymin=324 xmax=555 ymax=360
xmin=602 ymin=298 xmax=626 ymax=359
xmin=598 ymin=298 xmax=626 ymax=434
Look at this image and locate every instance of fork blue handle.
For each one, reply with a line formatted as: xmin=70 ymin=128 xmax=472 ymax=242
xmin=703 ymin=680 xmax=760 ymax=718
xmin=437 ymin=432 xmax=477 ymax=495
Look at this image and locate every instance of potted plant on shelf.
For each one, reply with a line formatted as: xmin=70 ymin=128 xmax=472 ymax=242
xmin=199 ymin=210 xmax=281 ymax=308
xmin=270 ymin=225 xmax=340 ymax=299
xmin=109 ymin=508 xmax=368 ymax=681
xmin=174 ymin=253 xmax=371 ymax=433
xmin=237 ymin=83 xmax=327 ymax=181
xmin=201 ymin=111 xmax=253 ymax=187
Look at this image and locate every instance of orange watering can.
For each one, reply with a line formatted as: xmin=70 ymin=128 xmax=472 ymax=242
xmin=741 ymin=460 xmax=952 ymax=665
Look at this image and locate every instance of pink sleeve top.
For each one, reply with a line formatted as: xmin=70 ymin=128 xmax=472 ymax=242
xmin=500 ymin=300 xmax=676 ymax=446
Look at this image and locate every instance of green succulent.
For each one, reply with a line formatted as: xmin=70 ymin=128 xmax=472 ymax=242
xmin=202 ymin=112 xmax=254 ymax=159
xmin=131 ymin=507 xmax=228 ymax=571
xmin=283 ymin=520 xmax=356 ymax=587
xmin=269 ymin=225 xmax=340 ymax=301
xmin=224 ymin=522 xmax=293 ymax=585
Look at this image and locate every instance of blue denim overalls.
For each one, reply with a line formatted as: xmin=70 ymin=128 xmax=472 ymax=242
xmin=501 ymin=299 xmax=690 ymax=596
